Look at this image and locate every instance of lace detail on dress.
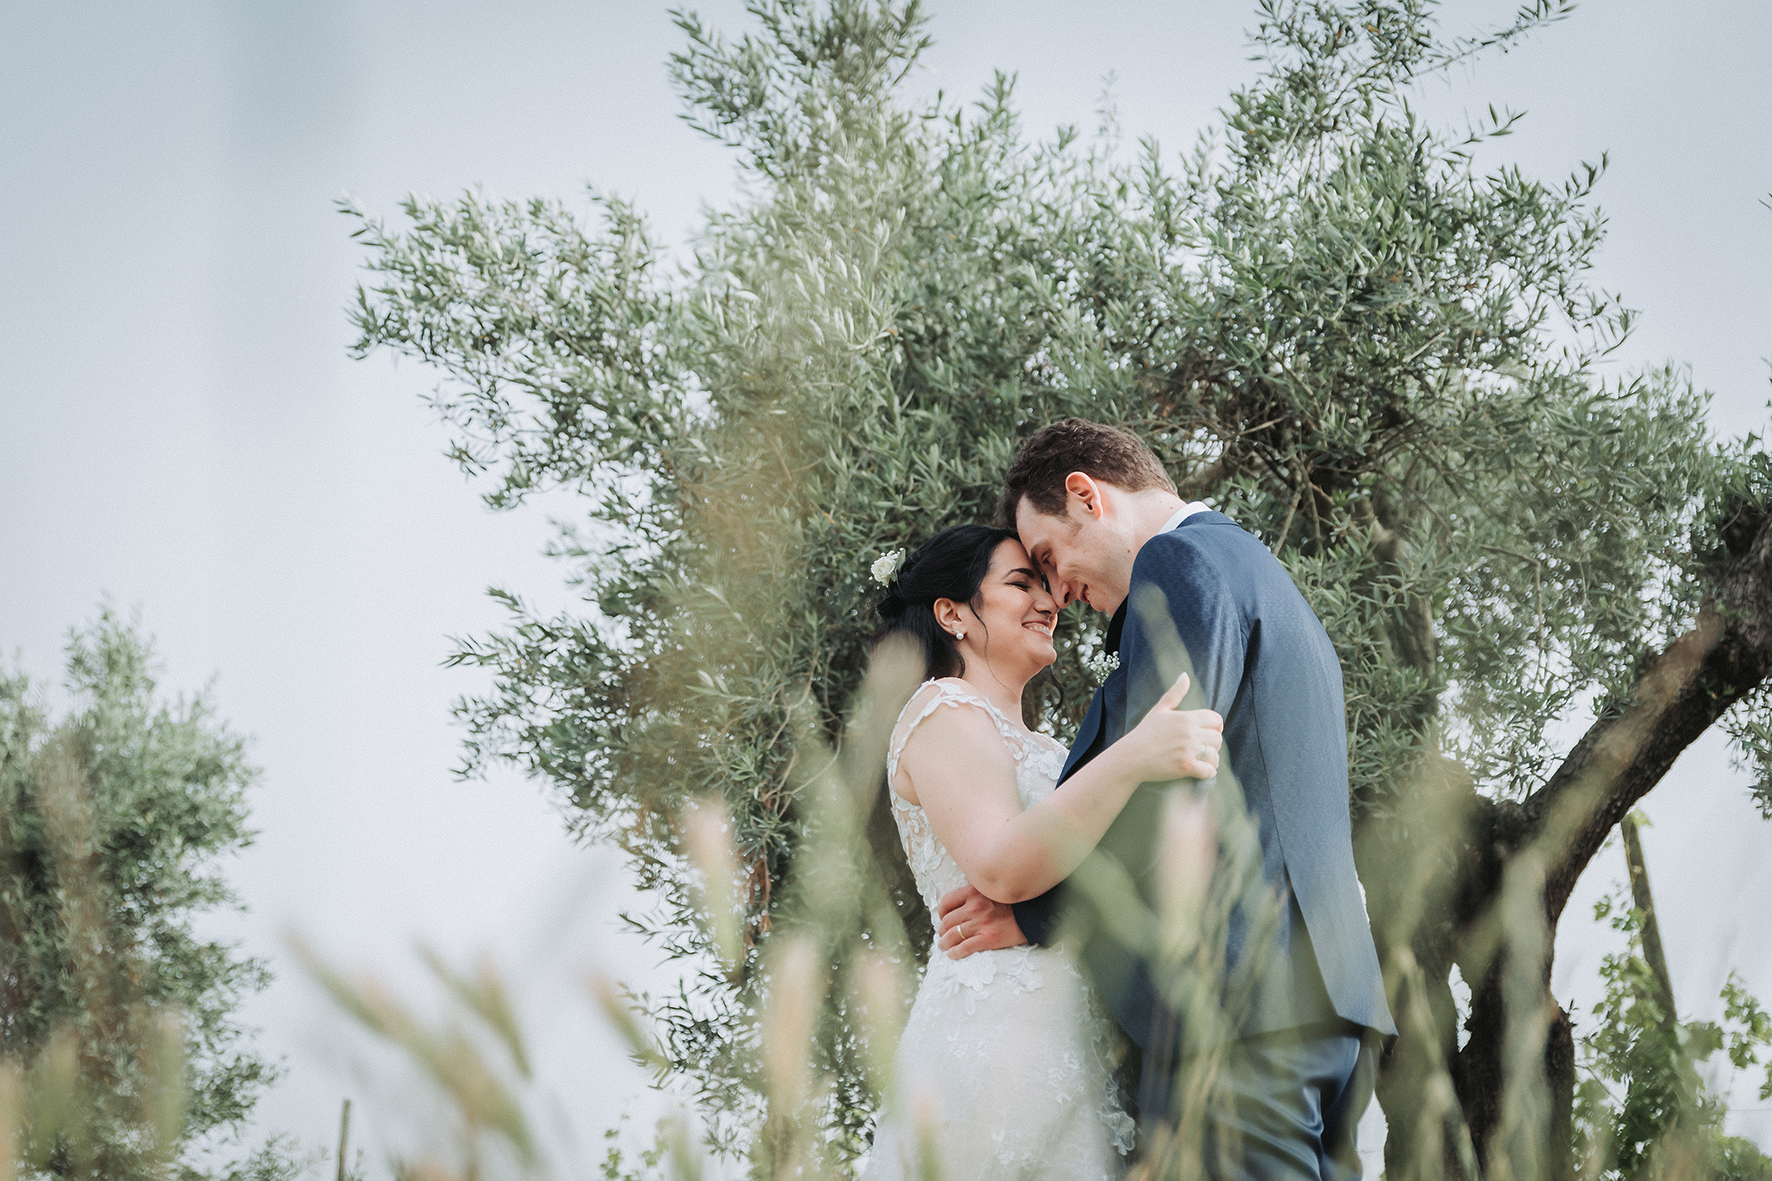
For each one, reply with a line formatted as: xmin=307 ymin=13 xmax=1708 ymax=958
xmin=866 ymin=680 xmax=1134 ymax=1178
xmin=885 ymin=679 xmax=1064 ymax=785
xmin=885 ymin=680 xmax=1066 ymax=925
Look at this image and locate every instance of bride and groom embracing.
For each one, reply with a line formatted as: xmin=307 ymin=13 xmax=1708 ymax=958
xmin=863 ymin=419 xmax=1396 ymax=1180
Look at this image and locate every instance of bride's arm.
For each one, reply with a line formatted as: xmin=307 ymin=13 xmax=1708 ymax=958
xmin=899 ymin=675 xmax=1221 ymax=905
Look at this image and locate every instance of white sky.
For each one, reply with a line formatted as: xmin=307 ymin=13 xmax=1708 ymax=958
xmin=3 ymin=1 xmax=1770 ymax=1176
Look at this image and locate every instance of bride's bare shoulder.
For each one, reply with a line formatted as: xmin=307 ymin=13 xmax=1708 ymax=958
xmin=895 ymin=677 xmax=981 ymax=718
xmin=893 ymin=678 xmax=988 ymax=740
xmin=890 ymin=679 xmax=1014 ymax=787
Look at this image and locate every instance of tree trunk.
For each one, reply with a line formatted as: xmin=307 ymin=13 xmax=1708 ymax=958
xmin=1370 ymin=503 xmax=1772 ymax=1176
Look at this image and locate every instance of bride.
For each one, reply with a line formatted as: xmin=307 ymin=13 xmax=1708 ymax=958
xmin=865 ymin=524 xmax=1223 ymax=1180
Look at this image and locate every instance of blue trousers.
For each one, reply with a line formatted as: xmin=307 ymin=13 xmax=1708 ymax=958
xmin=1142 ymin=1024 xmax=1376 ymax=1181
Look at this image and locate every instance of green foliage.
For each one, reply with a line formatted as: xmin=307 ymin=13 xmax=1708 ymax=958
xmin=217 ymin=1135 xmax=322 ymax=1181
xmin=1715 ymin=1135 xmax=1772 ymax=1181
xmin=1576 ymin=883 xmax=1772 ymax=1179
xmin=1722 ymin=975 xmax=1772 ymax=1099
xmin=597 ymin=1116 xmax=685 ymax=1181
xmin=0 ymin=610 xmax=292 ymax=1180
xmin=342 ymin=0 xmax=1770 ymax=1167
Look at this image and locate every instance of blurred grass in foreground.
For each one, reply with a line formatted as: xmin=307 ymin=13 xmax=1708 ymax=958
xmin=283 ymin=630 xmax=1771 ymax=1180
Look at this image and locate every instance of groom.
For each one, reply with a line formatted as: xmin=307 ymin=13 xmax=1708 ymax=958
xmin=937 ymin=419 xmax=1394 ymax=1179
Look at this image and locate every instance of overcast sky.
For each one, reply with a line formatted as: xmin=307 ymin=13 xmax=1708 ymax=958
xmin=3 ymin=1 xmax=1770 ymax=1176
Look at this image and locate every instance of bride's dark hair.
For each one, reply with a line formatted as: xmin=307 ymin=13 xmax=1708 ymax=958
xmin=873 ymin=524 xmax=1016 ymax=681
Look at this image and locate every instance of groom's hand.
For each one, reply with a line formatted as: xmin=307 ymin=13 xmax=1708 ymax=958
xmin=936 ymin=886 xmax=1027 ymax=959
xmin=1127 ymin=672 xmax=1223 ymax=783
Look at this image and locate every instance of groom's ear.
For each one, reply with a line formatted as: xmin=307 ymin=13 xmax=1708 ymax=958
xmin=1064 ymin=472 xmax=1105 ymax=522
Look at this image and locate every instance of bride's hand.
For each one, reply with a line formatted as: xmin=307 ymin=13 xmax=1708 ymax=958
xmin=1122 ymin=672 xmax=1223 ymax=782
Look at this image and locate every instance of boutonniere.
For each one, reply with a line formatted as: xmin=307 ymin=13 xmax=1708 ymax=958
xmin=1082 ymin=651 xmax=1120 ymax=683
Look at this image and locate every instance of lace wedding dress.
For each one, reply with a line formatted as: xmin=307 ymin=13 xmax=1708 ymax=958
xmin=866 ymin=679 xmax=1135 ymax=1180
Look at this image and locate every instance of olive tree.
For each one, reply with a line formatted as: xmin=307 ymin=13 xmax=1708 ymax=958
xmin=0 ymin=611 xmax=297 ymax=1181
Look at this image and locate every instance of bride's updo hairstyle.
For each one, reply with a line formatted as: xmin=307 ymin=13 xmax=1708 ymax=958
xmin=873 ymin=524 xmax=1016 ymax=681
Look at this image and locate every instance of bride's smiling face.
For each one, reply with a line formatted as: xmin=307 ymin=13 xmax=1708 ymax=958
xmin=935 ymin=539 xmax=1058 ymax=678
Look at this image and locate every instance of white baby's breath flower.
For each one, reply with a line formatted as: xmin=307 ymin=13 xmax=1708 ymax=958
xmin=1083 ymin=651 xmax=1121 ymax=683
xmin=871 ymin=548 xmax=906 ymax=585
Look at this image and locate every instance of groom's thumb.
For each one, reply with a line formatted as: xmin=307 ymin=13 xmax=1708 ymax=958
xmin=1156 ymin=671 xmax=1191 ymax=711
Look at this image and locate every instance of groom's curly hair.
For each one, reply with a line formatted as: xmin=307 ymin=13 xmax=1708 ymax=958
xmin=996 ymin=418 xmax=1176 ymax=527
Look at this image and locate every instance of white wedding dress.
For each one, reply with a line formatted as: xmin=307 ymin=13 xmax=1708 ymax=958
xmin=866 ymin=678 xmax=1134 ymax=1180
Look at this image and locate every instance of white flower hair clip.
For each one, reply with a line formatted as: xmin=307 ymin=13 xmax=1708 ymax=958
xmin=871 ymin=548 xmax=906 ymax=586
xmin=1083 ymin=651 xmax=1121 ymax=683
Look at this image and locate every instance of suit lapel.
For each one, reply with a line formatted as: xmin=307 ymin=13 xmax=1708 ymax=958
xmin=1103 ymin=600 xmax=1127 ymax=655
xmin=1060 ymin=690 xmax=1104 ymax=783
xmin=1061 ymin=602 xmax=1130 ymax=784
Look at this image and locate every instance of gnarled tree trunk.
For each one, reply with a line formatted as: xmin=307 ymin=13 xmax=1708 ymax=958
xmin=1367 ymin=503 xmax=1772 ymax=1176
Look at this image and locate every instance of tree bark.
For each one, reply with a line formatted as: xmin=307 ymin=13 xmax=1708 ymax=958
xmin=1442 ymin=503 xmax=1772 ymax=1173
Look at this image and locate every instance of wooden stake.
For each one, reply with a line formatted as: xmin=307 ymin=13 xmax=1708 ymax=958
xmin=335 ymin=1098 xmax=352 ymax=1181
xmin=1620 ymin=812 xmax=1676 ymax=1027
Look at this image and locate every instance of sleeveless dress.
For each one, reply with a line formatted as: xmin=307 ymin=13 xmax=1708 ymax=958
xmin=866 ymin=679 xmax=1134 ymax=1180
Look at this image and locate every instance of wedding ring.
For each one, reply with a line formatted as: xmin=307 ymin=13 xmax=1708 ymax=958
xmin=958 ymin=923 xmax=967 ymax=941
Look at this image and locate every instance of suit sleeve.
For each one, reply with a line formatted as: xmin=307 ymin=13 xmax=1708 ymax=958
xmin=1011 ymin=885 xmax=1063 ymax=947
xmin=1122 ymin=540 xmax=1246 ymax=723
xmin=1014 ymin=541 xmax=1245 ymax=949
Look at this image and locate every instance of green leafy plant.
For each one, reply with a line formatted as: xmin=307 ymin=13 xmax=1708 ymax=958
xmin=1576 ymin=888 xmax=1772 ymax=1180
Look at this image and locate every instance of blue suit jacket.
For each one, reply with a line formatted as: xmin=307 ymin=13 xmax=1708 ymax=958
xmin=1012 ymin=512 xmax=1395 ymax=1050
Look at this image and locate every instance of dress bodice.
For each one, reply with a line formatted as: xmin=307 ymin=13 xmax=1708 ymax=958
xmin=869 ymin=678 xmax=1136 ymax=1175
xmin=886 ymin=679 xmax=1068 ymax=919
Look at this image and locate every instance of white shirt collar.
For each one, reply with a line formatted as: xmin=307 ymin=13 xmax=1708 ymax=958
xmin=1160 ymin=501 xmax=1212 ymax=534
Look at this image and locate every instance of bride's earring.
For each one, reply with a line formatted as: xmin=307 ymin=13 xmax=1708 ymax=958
xmin=953 ymin=629 xmax=966 ymax=641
